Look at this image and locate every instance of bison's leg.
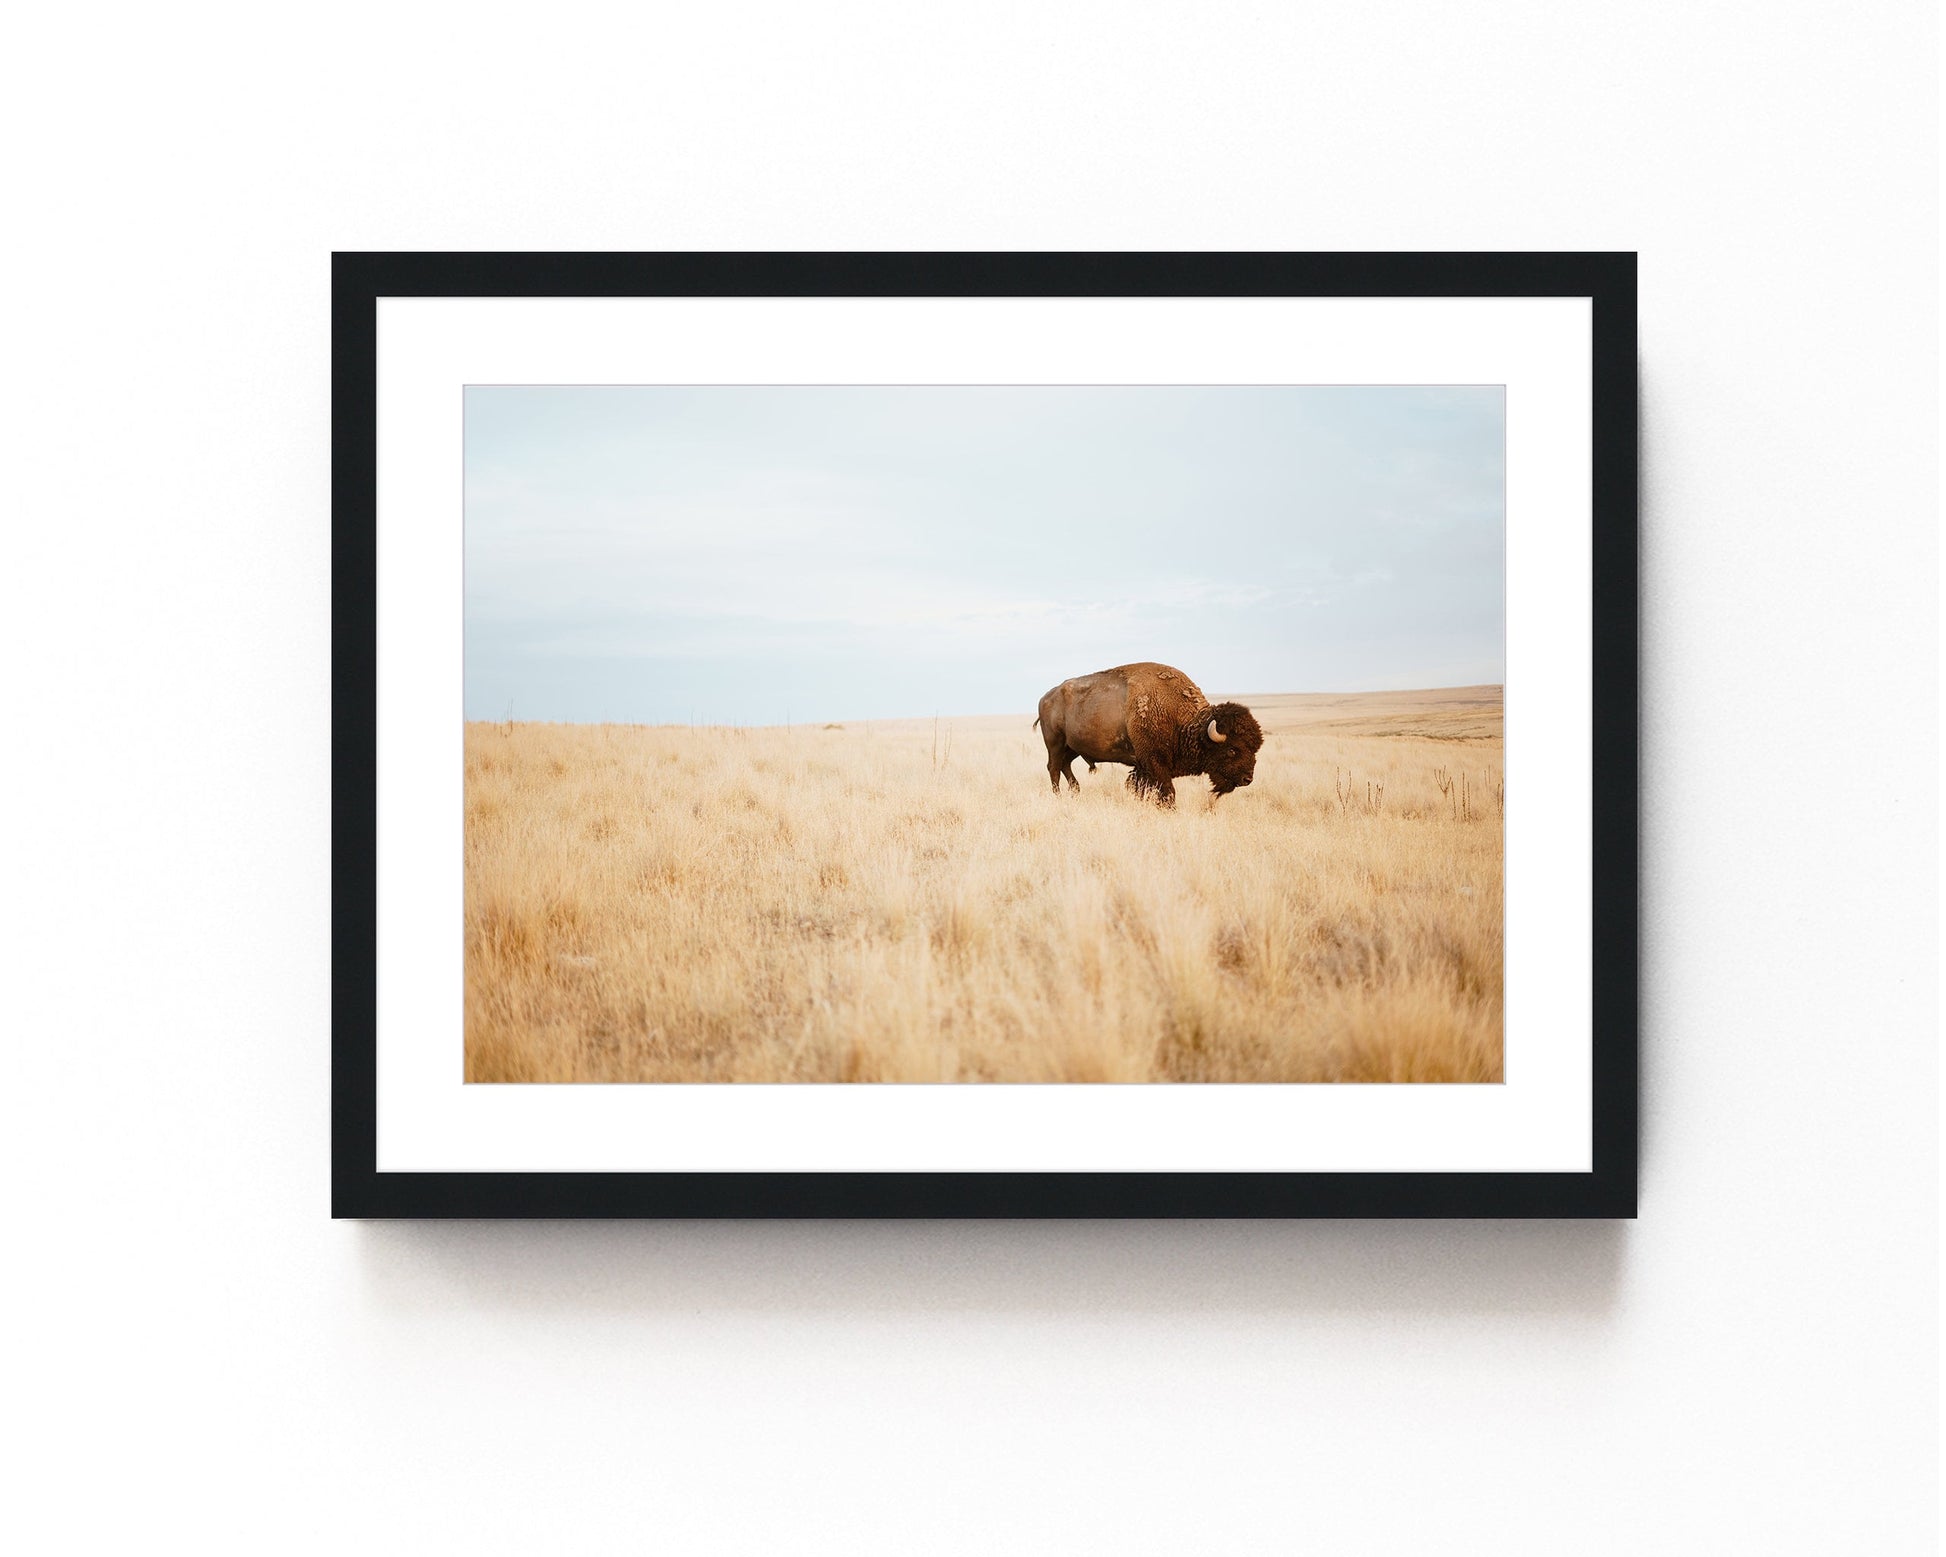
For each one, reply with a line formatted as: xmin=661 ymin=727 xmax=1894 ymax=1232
xmin=1048 ymin=745 xmax=1079 ymax=794
xmin=1126 ymin=764 xmax=1175 ymax=807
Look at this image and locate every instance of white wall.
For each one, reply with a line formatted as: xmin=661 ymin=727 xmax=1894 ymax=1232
xmin=7 ymin=3 xmax=1935 ymax=1552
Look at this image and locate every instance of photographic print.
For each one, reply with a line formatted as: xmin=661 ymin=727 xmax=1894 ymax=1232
xmin=463 ymin=384 xmax=1506 ymax=1085
xmin=336 ymin=252 xmax=1635 ymax=1217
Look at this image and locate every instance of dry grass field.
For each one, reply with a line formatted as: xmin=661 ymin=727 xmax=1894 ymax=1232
xmin=464 ymin=687 xmax=1504 ymax=1083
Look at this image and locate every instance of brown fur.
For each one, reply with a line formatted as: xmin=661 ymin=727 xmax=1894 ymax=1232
xmin=1036 ymin=663 xmax=1265 ymax=807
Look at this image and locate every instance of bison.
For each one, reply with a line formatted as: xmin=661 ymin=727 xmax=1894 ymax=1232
xmin=1035 ymin=662 xmax=1263 ymax=807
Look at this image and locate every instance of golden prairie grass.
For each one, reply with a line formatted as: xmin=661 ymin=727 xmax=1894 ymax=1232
xmin=464 ymin=688 xmax=1504 ymax=1083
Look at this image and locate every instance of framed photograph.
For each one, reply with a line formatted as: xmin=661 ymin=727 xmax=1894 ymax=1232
xmin=333 ymin=252 xmax=1636 ymax=1217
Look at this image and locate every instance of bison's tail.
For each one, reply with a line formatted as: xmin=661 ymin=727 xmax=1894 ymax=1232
xmin=1032 ymin=716 xmax=1041 ymax=732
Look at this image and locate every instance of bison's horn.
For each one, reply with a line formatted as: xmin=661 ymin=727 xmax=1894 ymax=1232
xmin=1208 ymin=716 xmax=1226 ymax=743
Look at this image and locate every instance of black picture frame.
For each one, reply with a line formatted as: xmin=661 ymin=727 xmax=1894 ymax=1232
xmin=332 ymin=251 xmax=1637 ymax=1219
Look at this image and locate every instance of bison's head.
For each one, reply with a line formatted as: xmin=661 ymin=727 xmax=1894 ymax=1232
xmin=1198 ymin=702 xmax=1264 ymax=796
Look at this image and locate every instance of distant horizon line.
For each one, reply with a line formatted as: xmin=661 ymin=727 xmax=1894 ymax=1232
xmin=464 ymin=683 xmax=1506 ymax=729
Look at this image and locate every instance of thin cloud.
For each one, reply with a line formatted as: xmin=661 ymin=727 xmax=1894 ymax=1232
xmin=465 ymin=386 xmax=1504 ymax=723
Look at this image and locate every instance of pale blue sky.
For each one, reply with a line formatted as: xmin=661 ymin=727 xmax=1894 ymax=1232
xmin=464 ymin=386 xmax=1504 ymax=724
